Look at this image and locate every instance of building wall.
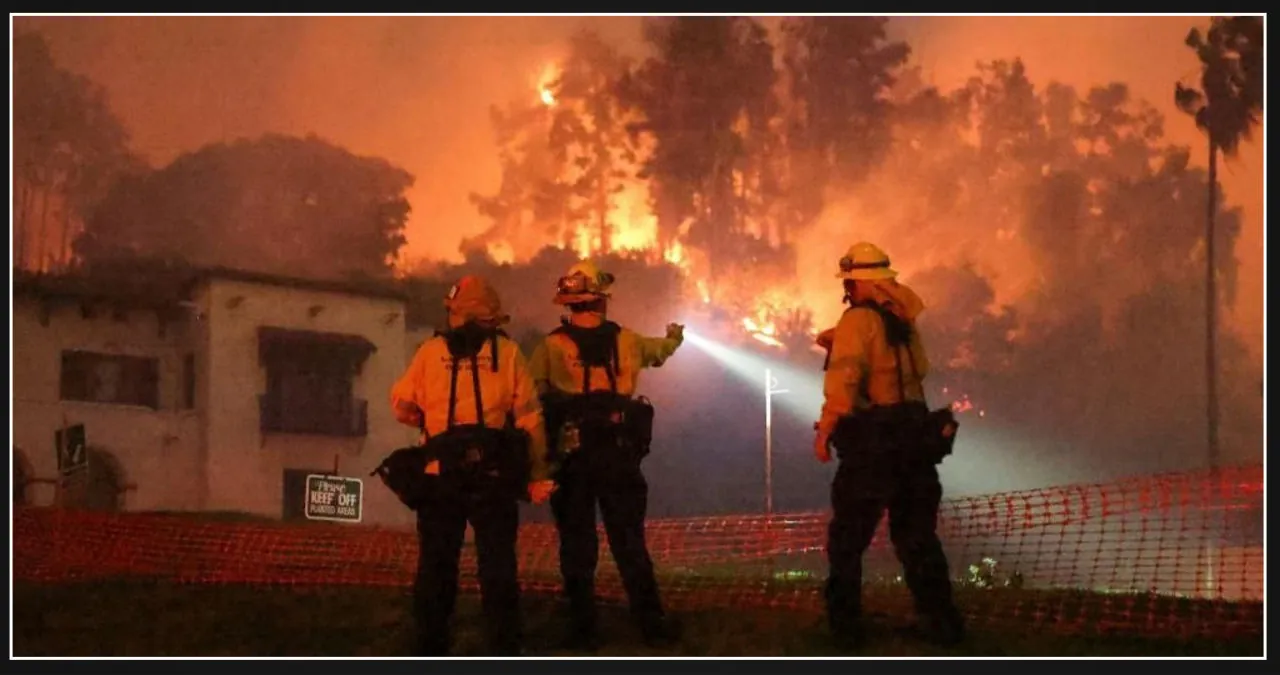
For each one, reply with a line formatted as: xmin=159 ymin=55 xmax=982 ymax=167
xmin=11 ymin=297 xmax=203 ymax=511
xmin=197 ymin=278 xmax=417 ymax=529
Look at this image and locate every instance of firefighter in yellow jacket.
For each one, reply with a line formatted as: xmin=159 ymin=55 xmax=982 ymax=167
xmin=530 ymin=260 xmax=683 ymax=650
xmin=814 ymin=242 xmax=964 ymax=649
xmin=382 ymin=275 xmax=555 ymax=656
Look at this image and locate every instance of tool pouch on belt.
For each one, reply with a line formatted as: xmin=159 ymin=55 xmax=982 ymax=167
xmin=424 ymin=425 xmax=527 ymax=500
xmin=833 ymin=403 xmax=953 ymax=465
xmin=554 ymin=392 xmax=650 ymax=464
xmin=830 ymin=413 xmax=873 ymax=461
xmin=371 ymin=445 xmax=431 ymax=510
xmin=920 ymin=406 xmax=959 ymax=464
xmin=622 ymin=395 xmax=655 ymax=456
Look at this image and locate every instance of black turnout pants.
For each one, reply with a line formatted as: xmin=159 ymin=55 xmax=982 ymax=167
xmin=414 ymin=474 xmax=520 ymax=655
xmin=826 ymin=419 xmax=959 ymax=634
xmin=551 ymin=445 xmax=664 ymax=630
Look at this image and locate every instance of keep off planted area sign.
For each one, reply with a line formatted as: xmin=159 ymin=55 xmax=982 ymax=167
xmin=305 ymin=475 xmax=363 ymax=523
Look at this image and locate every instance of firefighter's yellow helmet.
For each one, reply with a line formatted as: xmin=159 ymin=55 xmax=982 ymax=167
xmin=553 ymin=260 xmax=616 ymax=305
xmin=836 ymin=242 xmax=898 ymax=280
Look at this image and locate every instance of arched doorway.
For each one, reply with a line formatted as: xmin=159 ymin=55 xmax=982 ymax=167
xmin=14 ymin=449 xmax=30 ymax=506
xmin=63 ymin=448 xmax=125 ymax=512
xmin=84 ymin=449 xmax=125 ymax=512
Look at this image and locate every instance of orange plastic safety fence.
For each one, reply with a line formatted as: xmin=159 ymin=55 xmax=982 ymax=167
xmin=13 ymin=463 xmax=1262 ymax=640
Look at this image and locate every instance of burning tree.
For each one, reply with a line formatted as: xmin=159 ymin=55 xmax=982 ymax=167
xmin=619 ymin=16 xmax=783 ymax=290
xmin=467 ymin=31 xmax=649 ymax=263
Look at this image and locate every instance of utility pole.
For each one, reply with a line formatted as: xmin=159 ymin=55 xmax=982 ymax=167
xmin=764 ymin=368 xmax=788 ymax=515
xmin=1204 ymin=132 xmax=1220 ymax=600
xmin=1205 ymin=132 xmax=1220 ymax=474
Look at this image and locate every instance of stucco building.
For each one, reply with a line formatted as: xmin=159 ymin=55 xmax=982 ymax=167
xmin=12 ymin=266 xmax=430 ymax=528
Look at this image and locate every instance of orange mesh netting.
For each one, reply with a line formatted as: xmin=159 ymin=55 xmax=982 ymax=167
xmin=13 ymin=462 xmax=1262 ymax=640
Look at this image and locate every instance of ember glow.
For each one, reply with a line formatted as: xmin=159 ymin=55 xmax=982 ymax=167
xmin=949 ymin=393 xmax=986 ymax=418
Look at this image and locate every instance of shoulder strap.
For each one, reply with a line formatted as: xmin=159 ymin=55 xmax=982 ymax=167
xmin=887 ymin=322 xmax=926 ymax=407
xmin=553 ymin=322 xmax=620 ymax=394
xmin=904 ymin=342 xmax=926 ymax=407
xmin=445 ymin=352 xmax=488 ymax=430
xmin=578 ymin=345 xmax=619 ymax=393
xmin=470 ymin=354 xmax=484 ymax=427
xmin=605 ymin=330 xmax=619 ymax=393
xmin=441 ymin=327 xmax=503 ymax=429
xmin=892 ymin=344 xmax=906 ymax=404
xmin=844 ymin=303 xmax=926 ymax=407
xmin=447 ymin=354 xmax=461 ymax=429
xmin=608 ymin=322 xmax=622 ymax=393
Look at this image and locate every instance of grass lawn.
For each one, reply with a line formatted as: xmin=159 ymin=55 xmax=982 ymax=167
xmin=12 ymin=581 xmax=1262 ymax=657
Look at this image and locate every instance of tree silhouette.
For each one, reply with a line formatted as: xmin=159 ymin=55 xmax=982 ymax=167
xmin=619 ymin=17 xmax=781 ymax=289
xmin=780 ymin=16 xmax=910 ymax=231
xmin=77 ymin=133 xmax=413 ymax=280
xmin=13 ymin=31 xmax=139 ymax=272
xmin=1174 ymin=15 xmax=1264 ymax=470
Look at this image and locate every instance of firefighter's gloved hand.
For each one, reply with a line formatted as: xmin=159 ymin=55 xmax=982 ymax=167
xmin=395 ymin=400 xmax=425 ymax=429
xmin=813 ymin=429 xmax=832 ymax=464
xmin=527 ymin=480 xmax=557 ymax=505
xmin=666 ymin=323 xmax=685 ymax=343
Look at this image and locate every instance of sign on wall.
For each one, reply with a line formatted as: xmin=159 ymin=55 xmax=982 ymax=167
xmin=54 ymin=423 xmax=88 ymax=476
xmin=304 ymin=474 xmax=363 ymax=523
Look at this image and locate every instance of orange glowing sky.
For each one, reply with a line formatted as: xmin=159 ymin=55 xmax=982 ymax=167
xmin=16 ymin=15 xmax=1263 ymax=353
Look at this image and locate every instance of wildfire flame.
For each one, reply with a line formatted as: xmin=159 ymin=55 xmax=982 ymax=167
xmin=537 ymin=62 xmax=558 ymax=107
xmin=742 ymin=311 xmax=788 ymax=350
xmin=664 ymin=239 xmax=686 ymax=267
xmin=745 ymin=328 xmax=786 ymax=349
xmin=513 ymin=62 xmax=822 ymax=352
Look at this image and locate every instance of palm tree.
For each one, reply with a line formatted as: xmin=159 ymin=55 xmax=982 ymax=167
xmin=1174 ymin=16 xmax=1263 ymax=472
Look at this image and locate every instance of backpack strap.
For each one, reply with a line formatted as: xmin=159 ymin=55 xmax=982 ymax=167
xmin=833 ymin=303 xmax=927 ymax=407
xmin=446 ymin=353 xmax=461 ymax=429
xmin=552 ymin=321 xmax=621 ymax=394
xmin=441 ymin=328 xmax=504 ymax=429
xmin=470 ymin=353 xmax=485 ymax=427
xmin=602 ymin=334 xmax=619 ymax=393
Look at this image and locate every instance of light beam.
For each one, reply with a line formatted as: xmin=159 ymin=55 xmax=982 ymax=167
xmin=683 ymin=327 xmax=824 ymax=424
